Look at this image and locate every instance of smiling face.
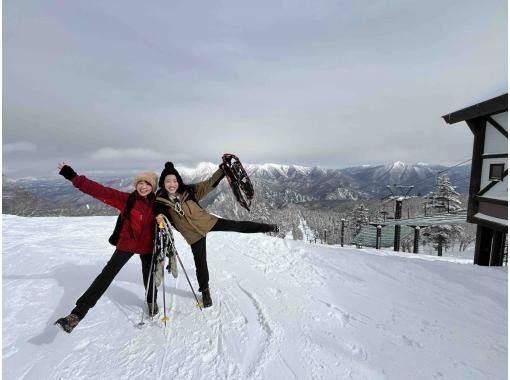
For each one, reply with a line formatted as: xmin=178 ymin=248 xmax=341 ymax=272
xmin=136 ymin=181 xmax=153 ymax=198
xmin=164 ymin=175 xmax=179 ymax=195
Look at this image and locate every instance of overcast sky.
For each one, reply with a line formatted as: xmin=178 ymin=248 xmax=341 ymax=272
xmin=2 ymin=0 xmax=507 ymax=178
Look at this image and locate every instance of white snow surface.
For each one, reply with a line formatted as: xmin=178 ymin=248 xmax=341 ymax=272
xmin=2 ymin=215 xmax=508 ymax=380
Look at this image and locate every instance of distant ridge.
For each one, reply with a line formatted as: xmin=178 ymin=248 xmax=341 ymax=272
xmin=2 ymin=161 xmax=470 ymax=216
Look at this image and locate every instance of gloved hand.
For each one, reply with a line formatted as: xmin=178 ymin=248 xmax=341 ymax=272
xmin=58 ymin=163 xmax=77 ymax=181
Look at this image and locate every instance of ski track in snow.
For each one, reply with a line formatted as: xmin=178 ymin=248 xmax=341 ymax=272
xmin=2 ymin=215 xmax=508 ymax=380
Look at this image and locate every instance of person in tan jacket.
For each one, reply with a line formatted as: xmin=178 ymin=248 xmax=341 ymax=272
xmin=154 ymin=161 xmax=278 ymax=307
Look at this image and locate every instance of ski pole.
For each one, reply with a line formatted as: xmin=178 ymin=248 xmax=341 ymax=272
xmin=174 ymin=251 xmax=203 ymax=310
xmin=156 ymin=220 xmax=171 ymax=325
xmin=160 ymin=230 xmax=170 ymax=326
xmin=159 ymin=215 xmax=202 ymax=310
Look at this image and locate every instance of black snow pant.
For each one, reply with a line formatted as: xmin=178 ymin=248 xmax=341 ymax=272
xmin=190 ymin=218 xmax=274 ymax=292
xmin=71 ymin=249 xmax=157 ymax=320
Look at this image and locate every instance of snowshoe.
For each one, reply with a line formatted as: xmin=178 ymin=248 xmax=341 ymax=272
xmin=221 ymin=153 xmax=254 ymax=211
xmin=54 ymin=313 xmax=80 ymax=333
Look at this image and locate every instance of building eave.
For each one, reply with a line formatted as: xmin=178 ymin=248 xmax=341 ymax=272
xmin=442 ymin=94 xmax=508 ymax=124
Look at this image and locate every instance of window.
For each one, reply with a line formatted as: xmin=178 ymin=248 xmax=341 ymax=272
xmin=489 ymin=163 xmax=505 ymax=181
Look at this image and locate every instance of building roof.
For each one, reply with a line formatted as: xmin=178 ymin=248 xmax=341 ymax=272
xmin=473 ymin=212 xmax=508 ymax=228
xmin=442 ymin=93 xmax=508 ymax=124
xmin=377 ymin=209 xmax=468 ymax=226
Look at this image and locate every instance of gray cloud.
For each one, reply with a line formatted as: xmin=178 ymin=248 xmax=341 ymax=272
xmin=90 ymin=147 xmax=167 ymax=161
xmin=3 ymin=0 xmax=507 ymax=178
xmin=3 ymin=142 xmax=37 ymax=154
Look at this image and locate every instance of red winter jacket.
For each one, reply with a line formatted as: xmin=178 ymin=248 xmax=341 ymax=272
xmin=72 ymin=175 xmax=155 ymax=255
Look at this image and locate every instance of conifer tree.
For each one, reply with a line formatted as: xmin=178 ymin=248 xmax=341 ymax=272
xmin=422 ymin=174 xmax=463 ymax=255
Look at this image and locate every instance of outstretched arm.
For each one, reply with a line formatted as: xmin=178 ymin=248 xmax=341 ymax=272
xmin=193 ymin=167 xmax=225 ymax=201
xmin=58 ymin=162 xmax=128 ymax=211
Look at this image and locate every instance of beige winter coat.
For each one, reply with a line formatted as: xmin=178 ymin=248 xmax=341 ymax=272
xmin=154 ymin=168 xmax=225 ymax=245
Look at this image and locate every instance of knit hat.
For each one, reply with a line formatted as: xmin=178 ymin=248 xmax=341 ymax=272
xmin=158 ymin=162 xmax=184 ymax=189
xmin=133 ymin=171 xmax=158 ymax=191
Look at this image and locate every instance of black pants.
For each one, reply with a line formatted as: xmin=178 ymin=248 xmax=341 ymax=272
xmin=190 ymin=218 xmax=274 ymax=292
xmin=71 ymin=250 xmax=157 ymax=320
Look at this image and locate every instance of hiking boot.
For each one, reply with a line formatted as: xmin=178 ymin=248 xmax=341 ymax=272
xmin=201 ymin=288 xmax=212 ymax=308
xmin=147 ymin=302 xmax=159 ymax=317
xmin=55 ymin=313 xmax=81 ymax=333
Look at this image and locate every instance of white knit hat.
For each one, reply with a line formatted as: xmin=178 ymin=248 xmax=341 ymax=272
xmin=133 ymin=172 xmax=158 ymax=191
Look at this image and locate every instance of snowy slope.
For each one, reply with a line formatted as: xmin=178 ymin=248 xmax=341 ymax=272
xmin=2 ymin=215 xmax=508 ymax=380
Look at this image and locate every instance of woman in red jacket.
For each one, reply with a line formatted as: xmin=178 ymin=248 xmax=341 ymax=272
xmin=55 ymin=163 xmax=159 ymax=333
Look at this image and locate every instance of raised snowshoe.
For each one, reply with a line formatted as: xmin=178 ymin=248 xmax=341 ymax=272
xmin=221 ymin=153 xmax=254 ymax=211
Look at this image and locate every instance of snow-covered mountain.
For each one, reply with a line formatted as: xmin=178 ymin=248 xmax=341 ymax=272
xmin=3 ymin=215 xmax=507 ymax=380
xmin=342 ymin=161 xmax=469 ymax=196
xmin=2 ymin=162 xmax=470 ymax=216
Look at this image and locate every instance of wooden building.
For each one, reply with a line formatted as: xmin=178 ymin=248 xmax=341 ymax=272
xmin=442 ymin=94 xmax=507 ymax=265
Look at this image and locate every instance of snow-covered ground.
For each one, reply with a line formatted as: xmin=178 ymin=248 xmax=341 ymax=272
xmin=2 ymin=215 xmax=508 ymax=380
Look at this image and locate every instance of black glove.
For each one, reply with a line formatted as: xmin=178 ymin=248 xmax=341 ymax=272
xmin=59 ymin=165 xmax=77 ymax=181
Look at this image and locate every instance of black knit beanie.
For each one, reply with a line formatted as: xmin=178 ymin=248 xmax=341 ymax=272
xmin=158 ymin=162 xmax=184 ymax=190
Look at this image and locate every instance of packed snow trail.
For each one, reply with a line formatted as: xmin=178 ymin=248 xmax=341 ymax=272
xmin=2 ymin=215 xmax=508 ymax=379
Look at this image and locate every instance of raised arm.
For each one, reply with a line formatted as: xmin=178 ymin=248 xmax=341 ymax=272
xmin=58 ymin=163 xmax=128 ymax=211
xmin=193 ymin=167 xmax=225 ymax=201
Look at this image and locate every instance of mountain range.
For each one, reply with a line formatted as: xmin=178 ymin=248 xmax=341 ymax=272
xmin=2 ymin=162 xmax=470 ymax=217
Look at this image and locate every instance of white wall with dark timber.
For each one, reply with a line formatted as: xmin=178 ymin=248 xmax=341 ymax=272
xmin=479 ymin=111 xmax=507 ymax=200
xmin=483 ymin=115 xmax=507 ymax=154
xmin=491 ymin=112 xmax=508 ymax=130
xmin=480 ymin=158 xmax=507 ymax=198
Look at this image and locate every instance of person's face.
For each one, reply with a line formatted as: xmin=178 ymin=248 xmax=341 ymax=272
xmin=164 ymin=175 xmax=179 ymax=195
xmin=136 ymin=181 xmax=153 ymax=197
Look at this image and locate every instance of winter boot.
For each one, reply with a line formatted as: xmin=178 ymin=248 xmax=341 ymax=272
xmin=147 ymin=302 xmax=159 ymax=317
xmin=54 ymin=313 xmax=81 ymax=333
xmin=201 ymin=288 xmax=213 ymax=308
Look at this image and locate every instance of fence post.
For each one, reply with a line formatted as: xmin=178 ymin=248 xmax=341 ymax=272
xmin=394 ymin=199 xmax=402 ymax=251
xmin=340 ymin=219 xmax=345 ymax=247
xmin=376 ymin=225 xmax=382 ymax=250
xmin=413 ymin=226 xmax=420 ymax=254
